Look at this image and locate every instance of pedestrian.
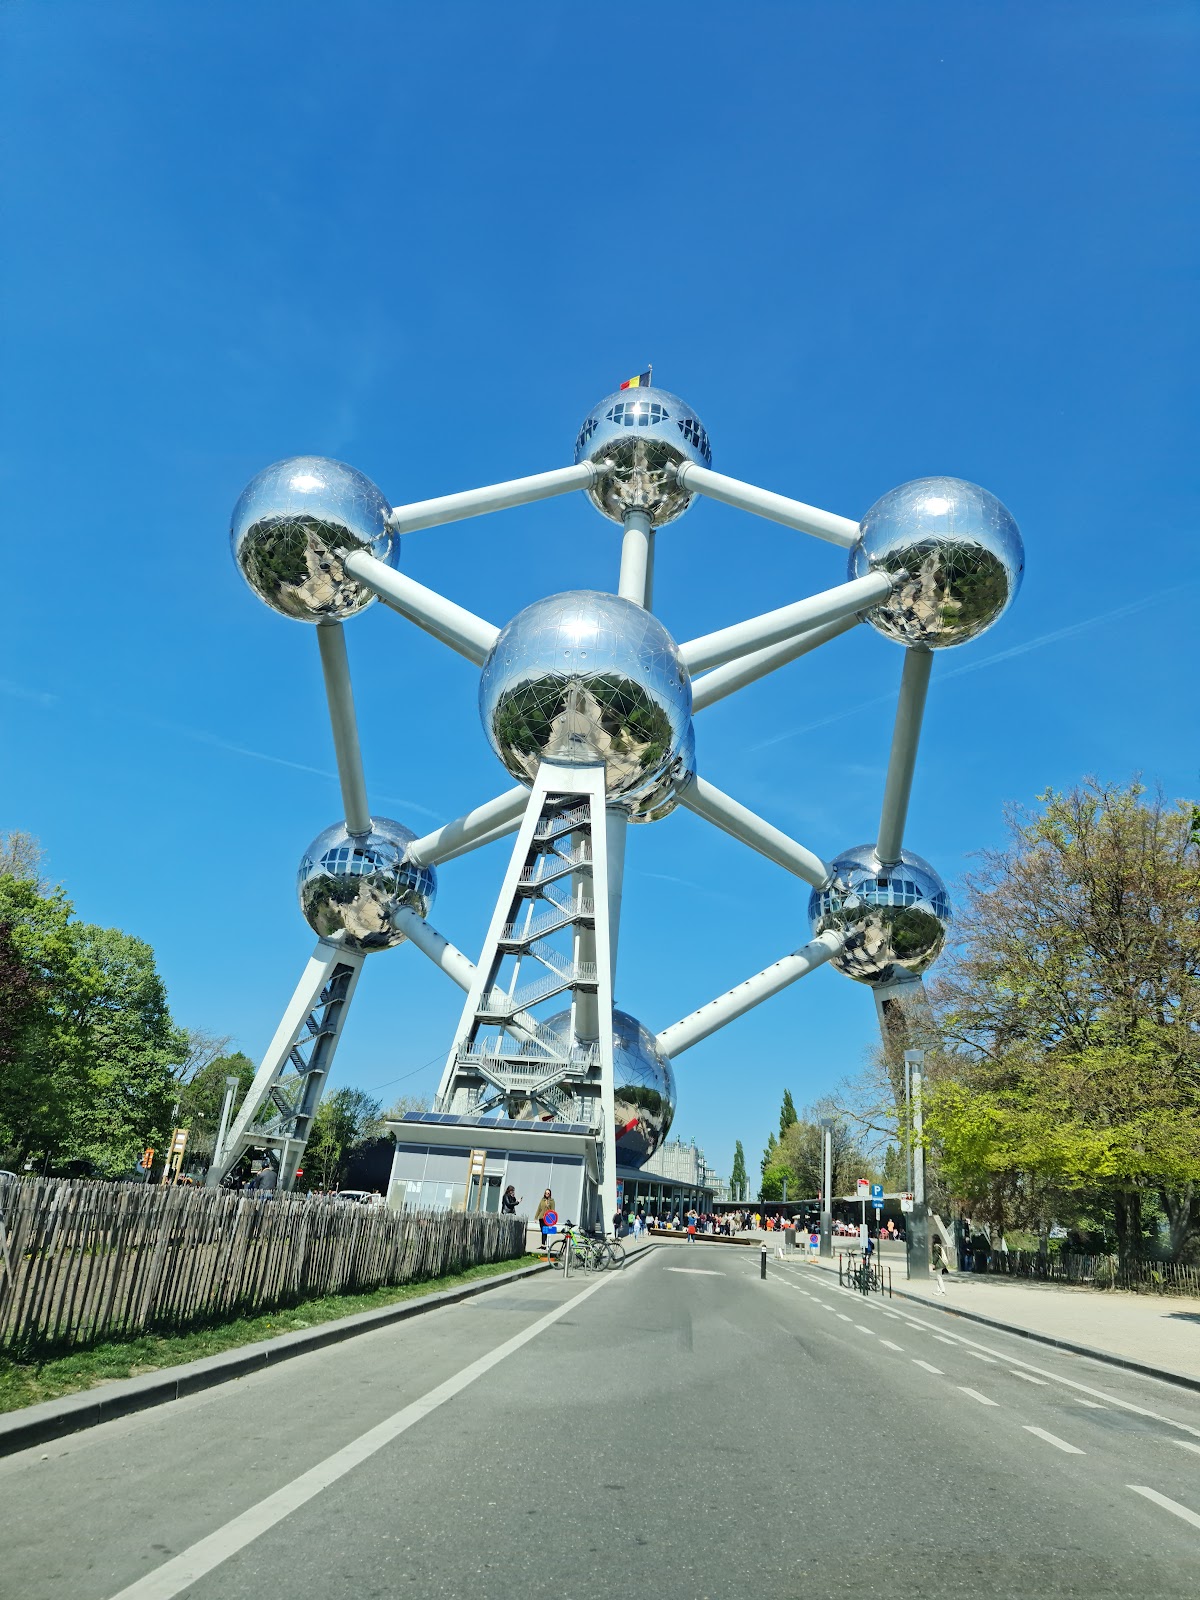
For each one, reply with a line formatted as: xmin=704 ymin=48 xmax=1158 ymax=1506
xmin=536 ymin=1189 xmax=556 ymax=1251
xmin=501 ymin=1184 xmax=521 ymax=1216
xmin=686 ymin=1206 xmax=698 ymax=1241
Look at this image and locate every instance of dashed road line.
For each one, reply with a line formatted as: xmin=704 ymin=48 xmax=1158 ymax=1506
xmin=837 ymin=1313 xmax=852 ymax=1322
xmin=1128 ymin=1486 xmax=1200 ymax=1530
xmin=959 ymin=1387 xmax=999 ymax=1407
xmin=968 ymin=1352 xmax=998 ymax=1364
xmin=1173 ymin=1440 xmax=1200 ymax=1457
xmin=913 ymin=1360 xmax=944 ymax=1374
xmin=879 ymin=1339 xmax=904 ymax=1352
xmin=934 ymin=1335 xmax=958 ymax=1346
xmin=1024 ymin=1426 xmax=1084 ymax=1455
xmin=1074 ymin=1399 xmax=1107 ymax=1409
xmin=854 ymin=1324 xmax=874 ymax=1335
xmin=1012 ymin=1372 xmax=1048 ymax=1386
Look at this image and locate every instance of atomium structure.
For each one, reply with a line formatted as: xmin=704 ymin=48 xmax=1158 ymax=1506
xmin=209 ymin=382 xmax=1023 ymax=1227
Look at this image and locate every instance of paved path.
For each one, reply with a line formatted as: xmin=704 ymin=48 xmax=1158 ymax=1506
xmin=5 ymin=1242 xmax=1200 ymax=1597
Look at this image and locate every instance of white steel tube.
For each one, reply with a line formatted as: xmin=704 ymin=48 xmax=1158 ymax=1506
xmin=316 ymin=621 xmax=371 ymax=836
xmin=617 ymin=509 xmax=654 ymax=607
xmin=405 ymin=786 xmax=530 ymax=867
xmin=391 ymin=907 xmax=476 ymax=991
xmin=387 ymin=462 xmax=600 ymax=535
xmin=672 ymin=461 xmax=861 ymax=548
xmin=876 ymin=647 xmax=933 ymax=865
xmin=655 ymin=931 xmax=844 ymax=1057
xmin=691 ymin=612 xmax=860 ymax=712
xmin=677 ymin=774 xmax=832 ymax=888
xmin=679 ymin=570 xmax=894 ymax=675
xmin=341 ymin=551 xmax=500 ymax=665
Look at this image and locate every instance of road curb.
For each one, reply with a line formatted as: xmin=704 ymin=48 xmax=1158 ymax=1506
xmin=0 ymin=1258 xmax=552 ymax=1458
xmin=801 ymin=1259 xmax=1200 ymax=1396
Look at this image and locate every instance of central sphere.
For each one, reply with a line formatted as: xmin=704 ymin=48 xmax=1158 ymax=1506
xmin=298 ymin=818 xmax=435 ymax=953
xmin=574 ymin=386 xmax=712 ymax=527
xmin=479 ymin=591 xmax=693 ymax=801
xmin=809 ymin=845 xmax=950 ymax=986
xmin=544 ymin=1008 xmax=677 ymax=1167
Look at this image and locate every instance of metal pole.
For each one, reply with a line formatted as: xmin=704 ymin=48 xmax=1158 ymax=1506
xmin=405 ymin=786 xmax=529 ymax=867
xmin=670 ymin=461 xmax=861 ymax=549
xmin=876 ymin=647 xmax=934 ymax=865
xmin=617 ymin=509 xmax=653 ymax=607
xmin=690 ymin=612 xmax=860 ymax=712
xmin=387 ymin=462 xmax=600 ymax=535
xmin=906 ymin=1049 xmax=930 ymax=1279
xmin=820 ymin=1119 xmax=833 ymax=1257
xmin=316 ymin=621 xmax=371 ymax=837
xmin=341 ymin=552 xmax=500 ymax=665
xmin=211 ymin=1075 xmax=240 ymax=1177
xmin=391 ymin=908 xmax=476 ymax=990
xmin=679 ymin=570 xmax=895 ymax=675
xmin=676 ymin=775 xmax=832 ymax=888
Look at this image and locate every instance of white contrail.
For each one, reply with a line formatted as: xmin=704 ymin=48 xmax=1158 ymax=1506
xmin=747 ymin=581 xmax=1195 ymax=752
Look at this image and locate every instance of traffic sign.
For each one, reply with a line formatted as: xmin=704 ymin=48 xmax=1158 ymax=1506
xmin=870 ymin=1183 xmax=883 ymax=1201
xmin=856 ymin=1178 xmax=869 ymax=1197
xmin=872 ymin=1202 xmax=883 ymax=1213
xmin=900 ymin=1192 xmax=915 ymax=1214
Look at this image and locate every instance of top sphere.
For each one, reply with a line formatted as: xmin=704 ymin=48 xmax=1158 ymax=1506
xmin=478 ymin=590 xmax=693 ymax=800
xmin=808 ymin=844 xmax=951 ymax=986
xmin=573 ymin=386 xmax=712 ymax=527
xmin=231 ymin=456 xmax=393 ymax=623
xmin=848 ymin=477 xmax=1023 ymax=648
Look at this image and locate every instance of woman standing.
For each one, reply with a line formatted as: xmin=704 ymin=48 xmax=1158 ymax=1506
xmin=501 ymin=1184 xmax=521 ymax=1216
xmin=535 ymin=1189 xmax=556 ymax=1251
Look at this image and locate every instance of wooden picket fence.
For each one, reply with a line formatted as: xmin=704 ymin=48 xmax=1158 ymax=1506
xmin=0 ymin=1177 xmax=524 ymax=1355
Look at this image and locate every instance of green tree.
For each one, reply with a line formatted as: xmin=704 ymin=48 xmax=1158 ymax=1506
xmin=177 ymin=1051 xmax=256 ymax=1161
xmin=731 ymin=1139 xmax=748 ymax=1200
xmin=301 ymin=1087 xmax=384 ymax=1191
xmin=779 ymin=1088 xmax=798 ymax=1137
xmin=928 ymin=780 xmax=1200 ymax=1260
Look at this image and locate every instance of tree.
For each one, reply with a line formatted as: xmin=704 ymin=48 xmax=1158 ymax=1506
xmin=177 ymin=1051 xmax=256 ymax=1160
xmin=927 ymin=780 xmax=1200 ymax=1260
xmin=760 ymin=1130 xmax=776 ymax=1178
xmin=300 ymin=1088 xmax=384 ymax=1191
xmin=731 ymin=1140 xmax=748 ymax=1200
xmin=779 ymin=1089 xmax=798 ymax=1138
xmin=174 ymin=1028 xmax=235 ymax=1088
xmin=0 ymin=830 xmax=48 ymax=889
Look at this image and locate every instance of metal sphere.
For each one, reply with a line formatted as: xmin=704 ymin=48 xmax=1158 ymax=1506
xmin=573 ymin=386 xmax=712 ymax=527
xmin=625 ymin=720 xmax=696 ymax=824
xmin=544 ymin=1007 xmax=677 ymax=1167
xmin=478 ymin=591 xmax=693 ymax=800
xmin=848 ymin=477 xmax=1023 ymax=649
xmin=809 ymin=845 xmax=951 ymax=986
xmin=298 ymin=818 xmax=435 ymax=954
xmin=231 ymin=456 xmax=393 ymax=623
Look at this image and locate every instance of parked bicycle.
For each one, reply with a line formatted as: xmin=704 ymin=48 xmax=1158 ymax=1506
xmin=548 ymin=1223 xmax=625 ymax=1271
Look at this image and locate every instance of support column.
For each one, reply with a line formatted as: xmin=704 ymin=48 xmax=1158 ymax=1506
xmin=820 ymin=1119 xmax=833 ymax=1257
xmin=906 ymin=1049 xmax=930 ymax=1280
xmin=617 ymin=509 xmax=654 ymax=608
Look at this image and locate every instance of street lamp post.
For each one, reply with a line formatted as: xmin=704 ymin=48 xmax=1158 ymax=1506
xmin=904 ymin=1050 xmax=929 ymax=1280
xmin=818 ymin=1117 xmax=834 ymax=1258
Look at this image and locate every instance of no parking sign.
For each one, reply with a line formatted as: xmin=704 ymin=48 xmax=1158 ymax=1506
xmin=543 ymin=1209 xmax=558 ymax=1236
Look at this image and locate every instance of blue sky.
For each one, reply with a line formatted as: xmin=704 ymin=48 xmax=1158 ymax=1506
xmin=2 ymin=2 xmax=1196 ymax=1182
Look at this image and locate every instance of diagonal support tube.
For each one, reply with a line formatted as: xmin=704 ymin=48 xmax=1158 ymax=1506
xmin=691 ymin=612 xmax=860 ymax=712
xmin=618 ymin=509 xmax=654 ymax=608
xmin=392 ymin=907 xmax=476 ymax=990
xmin=405 ymin=786 xmax=531 ymax=867
xmin=672 ymin=461 xmax=861 ymax=548
xmin=677 ymin=775 xmax=832 ymax=888
xmin=679 ymin=570 xmax=895 ymax=675
xmin=316 ymin=621 xmax=371 ymax=836
xmin=387 ymin=462 xmax=601 ymax=535
xmin=655 ymin=930 xmax=845 ymax=1057
xmin=876 ymin=646 xmax=933 ymax=865
xmin=342 ymin=551 xmax=500 ymax=665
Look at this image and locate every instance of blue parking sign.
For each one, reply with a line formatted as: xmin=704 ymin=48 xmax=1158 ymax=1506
xmin=870 ymin=1183 xmax=884 ymax=1201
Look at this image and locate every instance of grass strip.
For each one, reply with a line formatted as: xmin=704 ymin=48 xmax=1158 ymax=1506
xmin=0 ymin=1254 xmax=542 ymax=1414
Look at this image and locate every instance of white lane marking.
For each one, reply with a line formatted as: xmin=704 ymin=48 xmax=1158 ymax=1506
xmin=877 ymin=1307 xmax=1200 ymax=1439
xmin=854 ymin=1324 xmax=874 ymax=1335
xmin=969 ymin=1352 xmax=998 ymax=1364
xmin=664 ymin=1267 xmax=724 ymax=1276
xmin=1173 ymin=1440 xmax=1200 ymax=1457
xmin=102 ymin=1272 xmax=616 ymax=1600
xmin=1128 ymin=1486 xmax=1200 ymax=1530
xmin=882 ymin=1311 xmax=901 ymax=1320
xmin=959 ymin=1386 xmax=999 ymax=1407
xmin=902 ymin=1321 xmax=924 ymax=1330
xmin=879 ymin=1340 xmax=905 ymax=1352
xmin=1024 ymin=1426 xmax=1084 ymax=1455
xmin=837 ymin=1313 xmax=852 ymax=1322
xmin=914 ymin=1359 xmax=944 ymax=1374
xmin=1012 ymin=1371 xmax=1048 ymax=1385
xmin=1075 ymin=1399 xmax=1107 ymax=1409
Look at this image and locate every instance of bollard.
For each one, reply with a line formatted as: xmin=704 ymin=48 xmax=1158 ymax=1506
xmin=760 ymin=1243 xmax=767 ymax=1280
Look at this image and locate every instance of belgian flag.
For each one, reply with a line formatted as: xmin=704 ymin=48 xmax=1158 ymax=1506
xmin=620 ymin=368 xmax=653 ymax=390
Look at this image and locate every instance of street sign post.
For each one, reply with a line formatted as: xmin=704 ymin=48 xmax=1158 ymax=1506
xmin=900 ymin=1192 xmax=915 ymax=1214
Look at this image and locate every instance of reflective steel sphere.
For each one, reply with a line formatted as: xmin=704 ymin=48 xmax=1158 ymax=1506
xmin=809 ymin=845 xmax=951 ymax=985
xmin=479 ymin=591 xmax=693 ymax=799
xmin=298 ymin=818 xmax=435 ymax=953
xmin=574 ymin=386 xmax=712 ymax=527
xmin=231 ymin=456 xmax=393 ymax=623
xmin=626 ymin=720 xmax=696 ymax=824
xmin=848 ymin=477 xmax=1023 ymax=648
xmin=544 ymin=1007 xmax=677 ymax=1166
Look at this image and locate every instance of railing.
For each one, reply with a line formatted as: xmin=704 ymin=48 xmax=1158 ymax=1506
xmin=500 ymin=897 xmax=595 ymax=945
xmin=534 ymin=804 xmax=592 ymax=841
xmin=478 ymin=964 xmax=598 ymax=1016
xmin=837 ymin=1251 xmax=892 ymax=1298
xmin=964 ymin=1249 xmax=1200 ymax=1297
xmin=459 ymin=1034 xmax=601 ymax=1069
xmin=0 ymin=1177 xmax=525 ymax=1355
xmin=519 ymin=845 xmax=592 ymax=885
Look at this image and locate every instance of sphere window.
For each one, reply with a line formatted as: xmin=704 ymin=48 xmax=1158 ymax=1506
xmin=605 ymin=401 xmax=671 ymax=427
xmin=575 ymin=417 xmax=599 ymax=454
xmin=677 ymin=417 xmax=712 ymax=464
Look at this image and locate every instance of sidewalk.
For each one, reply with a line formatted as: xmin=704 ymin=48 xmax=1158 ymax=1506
xmin=796 ymin=1247 xmax=1200 ymax=1382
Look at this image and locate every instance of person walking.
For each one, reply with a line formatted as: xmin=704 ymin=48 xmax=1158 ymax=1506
xmin=535 ymin=1189 xmax=556 ymax=1252
xmin=501 ymin=1184 xmax=521 ymax=1216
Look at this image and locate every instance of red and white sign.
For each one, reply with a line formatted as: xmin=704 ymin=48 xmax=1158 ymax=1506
xmin=900 ymin=1193 xmax=915 ymax=1214
xmin=856 ymin=1178 xmax=870 ymax=1198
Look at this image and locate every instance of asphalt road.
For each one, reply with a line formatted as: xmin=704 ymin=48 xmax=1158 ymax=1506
xmin=4 ymin=1245 xmax=1200 ymax=1599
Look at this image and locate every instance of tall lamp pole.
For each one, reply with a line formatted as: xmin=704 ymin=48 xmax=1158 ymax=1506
xmin=904 ymin=1050 xmax=929 ymax=1279
xmin=818 ymin=1117 xmax=834 ymax=1258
